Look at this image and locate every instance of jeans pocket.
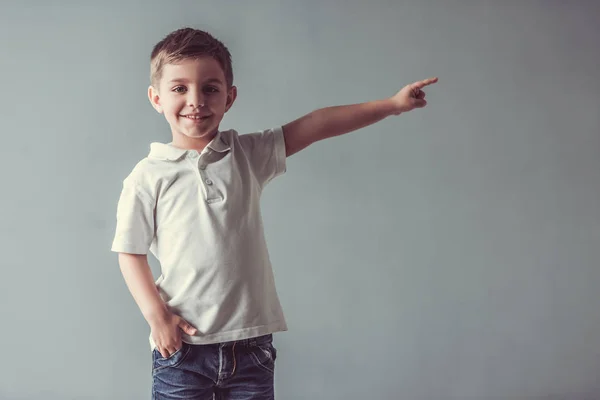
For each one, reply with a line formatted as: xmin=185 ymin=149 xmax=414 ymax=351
xmin=152 ymin=343 xmax=191 ymax=373
xmin=249 ymin=342 xmax=276 ymax=374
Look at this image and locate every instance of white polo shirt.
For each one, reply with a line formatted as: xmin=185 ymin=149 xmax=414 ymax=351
xmin=111 ymin=127 xmax=288 ymax=347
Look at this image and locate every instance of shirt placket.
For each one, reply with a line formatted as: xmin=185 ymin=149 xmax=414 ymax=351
xmin=189 ymin=150 xmax=221 ymax=204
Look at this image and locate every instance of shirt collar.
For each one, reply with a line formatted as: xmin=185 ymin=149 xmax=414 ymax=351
xmin=148 ymin=131 xmax=231 ymax=161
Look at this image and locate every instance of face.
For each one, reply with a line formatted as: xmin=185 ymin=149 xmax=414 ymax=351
xmin=148 ymin=57 xmax=237 ymax=147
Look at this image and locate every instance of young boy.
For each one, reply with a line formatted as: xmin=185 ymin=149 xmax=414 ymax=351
xmin=111 ymin=27 xmax=437 ymax=400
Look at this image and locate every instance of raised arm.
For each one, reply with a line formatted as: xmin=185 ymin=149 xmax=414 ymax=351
xmin=282 ymin=77 xmax=438 ymax=157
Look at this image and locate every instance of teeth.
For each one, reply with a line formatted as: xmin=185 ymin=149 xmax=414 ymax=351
xmin=183 ymin=115 xmax=206 ymax=120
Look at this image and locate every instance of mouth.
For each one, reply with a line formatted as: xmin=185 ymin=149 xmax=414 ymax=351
xmin=181 ymin=114 xmax=212 ymax=121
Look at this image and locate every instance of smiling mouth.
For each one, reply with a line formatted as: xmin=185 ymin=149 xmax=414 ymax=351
xmin=181 ymin=114 xmax=211 ymax=120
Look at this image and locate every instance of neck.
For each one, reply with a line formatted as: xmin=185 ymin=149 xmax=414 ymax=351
xmin=171 ymin=129 xmax=218 ymax=152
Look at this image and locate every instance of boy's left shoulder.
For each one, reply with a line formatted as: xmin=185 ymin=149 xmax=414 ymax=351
xmin=220 ymin=128 xmax=285 ymax=159
xmin=234 ymin=127 xmax=284 ymax=144
xmin=220 ymin=128 xmax=257 ymax=150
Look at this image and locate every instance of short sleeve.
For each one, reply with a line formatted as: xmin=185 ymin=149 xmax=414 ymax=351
xmin=110 ymin=180 xmax=155 ymax=254
xmin=239 ymin=127 xmax=287 ymax=187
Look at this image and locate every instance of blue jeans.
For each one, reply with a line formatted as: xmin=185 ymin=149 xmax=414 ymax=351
xmin=152 ymin=334 xmax=277 ymax=400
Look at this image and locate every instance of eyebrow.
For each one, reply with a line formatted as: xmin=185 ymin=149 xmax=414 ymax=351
xmin=168 ymin=78 xmax=224 ymax=85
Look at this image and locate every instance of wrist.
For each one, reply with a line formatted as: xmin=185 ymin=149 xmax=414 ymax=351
xmin=379 ymin=98 xmax=403 ymax=116
xmin=144 ymin=305 xmax=171 ymax=326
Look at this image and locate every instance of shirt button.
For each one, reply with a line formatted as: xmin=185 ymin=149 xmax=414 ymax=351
xmin=205 ymin=179 xmax=213 ymax=185
xmin=199 ymin=165 xmax=206 ymax=170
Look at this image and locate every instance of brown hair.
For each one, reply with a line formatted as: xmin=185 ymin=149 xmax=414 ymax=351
xmin=150 ymin=27 xmax=233 ymax=89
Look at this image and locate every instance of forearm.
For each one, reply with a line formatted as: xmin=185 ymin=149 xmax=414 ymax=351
xmin=311 ymin=98 xmax=397 ymax=138
xmin=118 ymin=253 xmax=169 ymax=326
xmin=283 ymin=98 xmax=396 ymax=155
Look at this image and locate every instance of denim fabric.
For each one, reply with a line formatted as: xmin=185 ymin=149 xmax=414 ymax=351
xmin=152 ymin=334 xmax=277 ymax=400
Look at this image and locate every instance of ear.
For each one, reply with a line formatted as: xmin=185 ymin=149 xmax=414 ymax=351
xmin=148 ymin=85 xmax=164 ymax=114
xmin=224 ymin=85 xmax=238 ymax=113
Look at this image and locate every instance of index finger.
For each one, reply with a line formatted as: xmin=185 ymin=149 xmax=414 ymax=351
xmin=413 ymin=77 xmax=438 ymax=89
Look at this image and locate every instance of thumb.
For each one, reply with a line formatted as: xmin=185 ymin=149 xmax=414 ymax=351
xmin=178 ymin=319 xmax=198 ymax=336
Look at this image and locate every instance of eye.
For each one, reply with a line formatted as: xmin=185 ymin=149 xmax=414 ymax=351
xmin=172 ymin=86 xmax=187 ymax=93
xmin=204 ymin=86 xmax=219 ymax=94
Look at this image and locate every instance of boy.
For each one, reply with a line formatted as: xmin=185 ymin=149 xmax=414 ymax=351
xmin=111 ymin=27 xmax=437 ymax=400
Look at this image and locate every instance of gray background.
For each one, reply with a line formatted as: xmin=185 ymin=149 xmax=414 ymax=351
xmin=1 ymin=1 xmax=599 ymax=399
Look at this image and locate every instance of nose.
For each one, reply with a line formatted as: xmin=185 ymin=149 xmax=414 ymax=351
xmin=187 ymin=89 xmax=206 ymax=109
